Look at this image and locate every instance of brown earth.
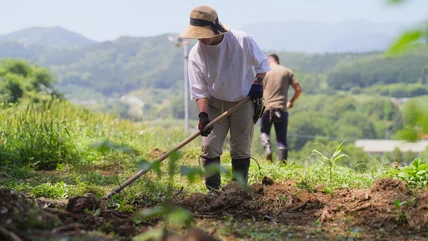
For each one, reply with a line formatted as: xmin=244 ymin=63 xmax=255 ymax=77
xmin=149 ymin=148 xmax=165 ymax=159
xmin=179 ymin=177 xmax=428 ymax=240
xmin=1 ymin=177 xmax=428 ymax=240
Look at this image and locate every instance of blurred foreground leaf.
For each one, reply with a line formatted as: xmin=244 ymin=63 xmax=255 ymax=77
xmin=92 ymin=140 xmax=139 ymax=155
xmin=394 ymin=101 xmax=428 ymax=141
xmin=386 ymin=30 xmax=423 ymax=56
xmin=388 ymin=0 xmax=405 ymax=4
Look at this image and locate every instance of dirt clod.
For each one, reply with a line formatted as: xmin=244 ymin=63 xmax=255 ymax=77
xmin=295 ymin=190 xmax=311 ymax=203
xmin=262 ymin=176 xmax=274 ymax=185
xmin=370 ymin=177 xmax=408 ymax=194
xmin=149 ymin=148 xmax=164 ymax=158
xmin=167 ymin=227 xmax=219 ymax=241
xmin=182 ymin=177 xmax=428 ymax=240
xmin=66 ymin=194 xmax=100 ymax=213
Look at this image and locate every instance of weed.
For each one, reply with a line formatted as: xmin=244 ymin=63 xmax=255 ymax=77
xmin=312 ymin=141 xmax=348 ymax=185
xmin=388 ymin=158 xmax=428 ymax=187
xmin=394 ymin=199 xmax=415 ymax=224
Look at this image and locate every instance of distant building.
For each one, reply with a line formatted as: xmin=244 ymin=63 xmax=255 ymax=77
xmin=390 ymin=97 xmax=409 ymax=106
xmin=354 ymin=139 xmax=428 ymax=155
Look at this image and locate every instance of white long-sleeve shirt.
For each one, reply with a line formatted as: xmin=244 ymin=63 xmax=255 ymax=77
xmin=188 ymin=29 xmax=271 ymax=102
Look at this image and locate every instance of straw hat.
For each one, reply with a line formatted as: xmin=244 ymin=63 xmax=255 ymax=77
xmin=180 ymin=5 xmax=230 ymax=39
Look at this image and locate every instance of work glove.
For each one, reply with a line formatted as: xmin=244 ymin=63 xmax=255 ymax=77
xmin=248 ymin=83 xmax=263 ymax=100
xmin=198 ymin=112 xmax=213 ymax=137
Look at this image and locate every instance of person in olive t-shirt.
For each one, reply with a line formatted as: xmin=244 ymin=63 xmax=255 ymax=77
xmin=260 ymin=54 xmax=302 ymax=162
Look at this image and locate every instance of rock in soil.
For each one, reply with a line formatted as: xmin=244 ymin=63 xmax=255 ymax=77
xmin=167 ymin=227 xmax=219 ymax=241
xmin=66 ymin=194 xmax=100 ymax=213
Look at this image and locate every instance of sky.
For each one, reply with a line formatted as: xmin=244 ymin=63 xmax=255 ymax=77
xmin=0 ymin=0 xmax=426 ymax=41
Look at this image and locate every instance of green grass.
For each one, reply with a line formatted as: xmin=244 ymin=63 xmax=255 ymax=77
xmin=0 ymin=98 xmax=397 ymax=199
xmin=0 ymin=99 xmax=427 ymax=241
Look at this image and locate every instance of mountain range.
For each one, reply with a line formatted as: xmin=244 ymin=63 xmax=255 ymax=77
xmin=0 ymin=21 xmax=426 ymax=104
xmin=0 ymin=20 xmax=417 ymax=52
xmin=0 ymin=26 xmax=96 ymax=49
xmin=0 ymin=21 xmax=427 ymax=122
xmin=241 ymin=20 xmax=415 ymax=53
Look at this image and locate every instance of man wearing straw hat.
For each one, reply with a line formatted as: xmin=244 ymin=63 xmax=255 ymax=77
xmin=180 ymin=5 xmax=270 ymax=191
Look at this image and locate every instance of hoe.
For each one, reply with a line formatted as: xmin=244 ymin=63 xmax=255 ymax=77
xmin=106 ymin=97 xmax=251 ymax=198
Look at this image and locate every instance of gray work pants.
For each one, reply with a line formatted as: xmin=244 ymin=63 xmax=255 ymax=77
xmin=202 ymin=96 xmax=254 ymax=159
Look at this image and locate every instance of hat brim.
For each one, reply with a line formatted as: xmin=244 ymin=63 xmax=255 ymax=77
xmin=180 ymin=23 xmax=230 ymax=39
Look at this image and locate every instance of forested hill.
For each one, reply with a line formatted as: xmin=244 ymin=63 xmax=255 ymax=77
xmin=0 ymin=27 xmax=427 ymax=100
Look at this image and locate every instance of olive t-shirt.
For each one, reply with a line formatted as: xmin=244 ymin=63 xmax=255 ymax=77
xmin=263 ymin=65 xmax=298 ymax=112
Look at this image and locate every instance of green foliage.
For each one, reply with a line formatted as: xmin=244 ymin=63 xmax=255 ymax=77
xmin=2 ymin=35 xmax=427 ymax=124
xmin=391 ymin=147 xmax=403 ymax=163
xmin=388 ymin=0 xmax=404 ymax=3
xmin=364 ymin=83 xmax=428 ymax=98
xmin=32 ymin=181 xmax=70 ymax=198
xmin=420 ymin=147 xmax=428 ymax=160
xmin=334 ymin=112 xmax=377 ymax=139
xmin=387 ymin=25 xmax=428 ymax=56
xmin=92 ymin=140 xmax=139 ymax=155
xmin=0 ymin=59 xmax=60 ymax=104
xmin=294 ymin=137 xmax=373 ymax=171
xmin=393 ymin=199 xmax=414 ymax=224
xmin=284 ymin=94 xmax=403 ymax=151
xmin=326 ymin=47 xmax=428 ymax=96
xmin=403 ymin=151 xmax=416 ymax=163
xmin=287 ymin=112 xmax=332 ymax=150
xmin=0 ymin=100 xmax=80 ymax=170
xmin=312 ymin=141 xmax=348 ymax=185
xmin=387 ymin=30 xmax=423 ymax=56
xmin=275 ymin=51 xmax=377 ymax=75
xmin=394 ymin=100 xmax=428 ymax=141
xmin=135 ymin=150 xmax=195 ymax=240
xmin=0 ymin=94 xmax=192 ymax=171
xmin=387 ymin=158 xmax=428 ymax=187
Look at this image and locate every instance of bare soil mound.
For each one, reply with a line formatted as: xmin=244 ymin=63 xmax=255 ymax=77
xmin=181 ymin=180 xmax=322 ymax=224
xmin=2 ymin=176 xmax=428 ymax=240
xmin=181 ymin=177 xmax=428 ymax=234
xmin=0 ymin=189 xmax=150 ymax=241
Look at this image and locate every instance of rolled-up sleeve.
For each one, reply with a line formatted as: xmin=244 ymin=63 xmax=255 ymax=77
xmin=245 ymin=36 xmax=271 ymax=73
xmin=188 ymin=53 xmax=209 ymax=100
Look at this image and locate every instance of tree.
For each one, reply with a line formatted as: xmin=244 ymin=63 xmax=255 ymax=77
xmin=391 ymin=147 xmax=403 ymax=163
xmin=0 ymin=59 xmax=59 ymax=105
xmin=334 ymin=112 xmax=377 ymax=139
xmin=403 ymin=150 xmax=415 ymax=164
xmin=420 ymin=147 xmax=428 ymax=162
xmin=287 ymin=112 xmax=332 ymax=150
xmin=394 ymin=100 xmax=428 ymax=141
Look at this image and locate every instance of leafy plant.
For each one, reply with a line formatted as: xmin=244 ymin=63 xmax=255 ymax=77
xmin=32 ymin=181 xmax=69 ymax=198
xmin=137 ymin=150 xmax=194 ymax=241
xmin=387 ymin=158 xmax=428 ymax=187
xmin=393 ymin=199 xmax=414 ymax=224
xmin=394 ymin=101 xmax=428 ymax=142
xmin=312 ymin=141 xmax=348 ymax=185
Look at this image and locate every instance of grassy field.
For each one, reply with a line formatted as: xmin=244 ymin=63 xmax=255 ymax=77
xmin=1 ymin=100 xmax=428 ymax=241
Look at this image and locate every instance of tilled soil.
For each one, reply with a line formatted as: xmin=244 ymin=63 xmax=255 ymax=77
xmin=0 ymin=189 xmax=155 ymax=241
xmin=179 ymin=177 xmax=428 ymax=240
xmin=1 ymin=177 xmax=428 ymax=241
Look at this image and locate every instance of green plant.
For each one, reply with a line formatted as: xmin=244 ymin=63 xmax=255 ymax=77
xmin=312 ymin=141 xmax=348 ymax=185
xmin=136 ymin=150 xmax=194 ymax=241
xmin=31 ymin=181 xmax=69 ymax=198
xmin=387 ymin=158 xmax=428 ymax=187
xmin=394 ymin=199 xmax=414 ymax=224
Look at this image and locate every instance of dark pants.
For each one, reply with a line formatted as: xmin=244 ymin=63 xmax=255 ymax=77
xmin=260 ymin=109 xmax=289 ymax=150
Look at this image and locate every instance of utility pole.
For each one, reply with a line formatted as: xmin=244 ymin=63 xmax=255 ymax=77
xmin=183 ymin=40 xmax=189 ymax=134
xmin=168 ymin=36 xmax=190 ymax=134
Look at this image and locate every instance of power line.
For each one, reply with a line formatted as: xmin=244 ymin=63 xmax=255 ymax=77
xmin=287 ymin=132 xmax=359 ymax=142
